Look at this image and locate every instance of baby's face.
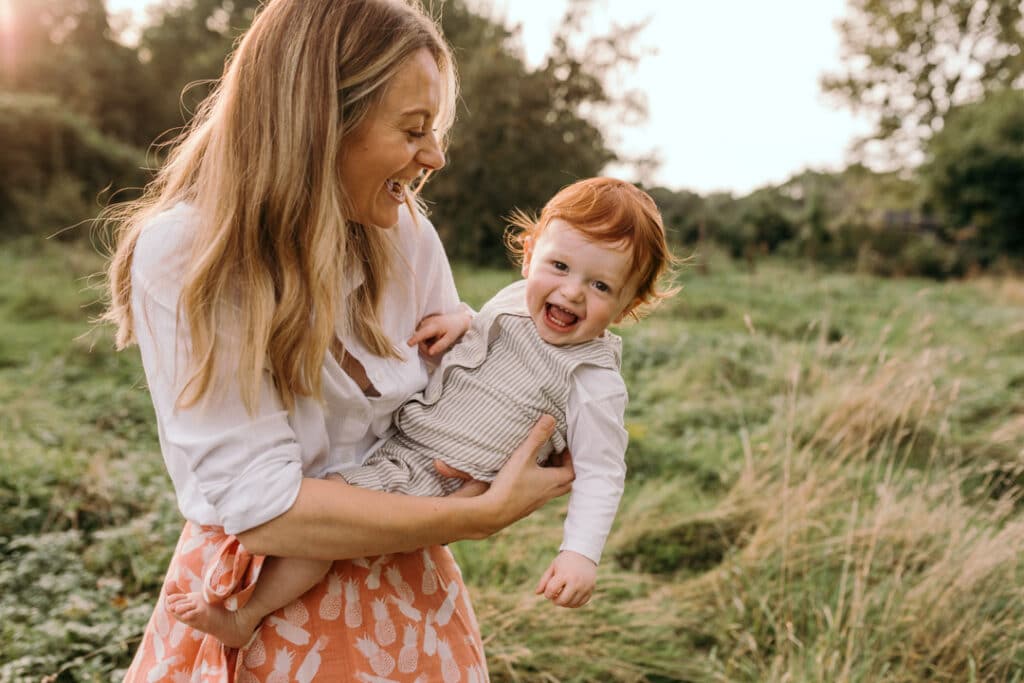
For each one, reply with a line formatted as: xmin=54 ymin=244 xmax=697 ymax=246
xmin=521 ymin=219 xmax=639 ymax=346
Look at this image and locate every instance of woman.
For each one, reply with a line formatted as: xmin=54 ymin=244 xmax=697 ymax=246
xmin=104 ymin=1 xmax=573 ymax=680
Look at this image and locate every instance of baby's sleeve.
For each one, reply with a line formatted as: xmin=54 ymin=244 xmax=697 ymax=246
xmin=562 ymin=365 xmax=629 ymax=564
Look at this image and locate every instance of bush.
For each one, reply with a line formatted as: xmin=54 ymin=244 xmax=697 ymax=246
xmin=0 ymin=93 xmax=147 ymax=240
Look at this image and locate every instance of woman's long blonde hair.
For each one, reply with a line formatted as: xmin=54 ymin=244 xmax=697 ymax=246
xmin=103 ymin=0 xmax=457 ymax=414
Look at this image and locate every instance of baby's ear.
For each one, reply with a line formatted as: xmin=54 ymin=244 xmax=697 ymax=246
xmin=520 ymin=236 xmax=535 ymax=278
xmin=614 ymin=296 xmax=644 ymax=323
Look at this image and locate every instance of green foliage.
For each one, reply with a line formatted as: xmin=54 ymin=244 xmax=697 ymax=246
xmin=136 ymin=0 xmax=262 ymax=142
xmin=921 ymin=88 xmax=1024 ymax=261
xmin=4 ymin=243 xmax=1024 ymax=680
xmin=424 ymin=0 xmax=640 ymax=264
xmin=821 ymin=0 xmax=1024 ymax=166
xmin=0 ymin=93 xmax=146 ymax=239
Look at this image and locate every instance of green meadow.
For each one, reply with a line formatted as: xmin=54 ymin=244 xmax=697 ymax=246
xmin=2 ymin=238 xmax=1023 ymax=681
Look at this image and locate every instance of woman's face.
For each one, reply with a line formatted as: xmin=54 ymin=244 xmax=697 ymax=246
xmin=339 ymin=48 xmax=446 ymax=228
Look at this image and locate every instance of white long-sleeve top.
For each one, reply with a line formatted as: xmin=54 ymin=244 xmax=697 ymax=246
xmin=131 ymin=202 xmax=627 ymax=562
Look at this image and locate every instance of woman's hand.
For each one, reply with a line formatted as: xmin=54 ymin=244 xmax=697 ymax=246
xmin=473 ymin=414 xmax=575 ymax=536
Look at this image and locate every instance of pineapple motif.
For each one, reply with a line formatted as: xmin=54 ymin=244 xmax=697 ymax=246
xmin=284 ymin=599 xmax=310 ymax=626
xmin=168 ymin=619 xmax=186 ymax=647
xmin=319 ymin=572 xmax=342 ymax=620
xmin=154 ymin=597 xmax=171 ymax=637
xmin=385 ymin=566 xmax=416 ymax=604
xmin=355 ymin=673 xmax=401 ymax=683
xmin=423 ymin=610 xmax=437 ymax=656
xmin=372 ymin=598 xmax=396 ymax=645
xmin=437 ymin=638 xmax=461 ymax=683
xmin=435 ymin=580 xmax=460 ymax=626
xmin=344 ymin=578 xmax=363 ymax=628
xmin=421 ymin=548 xmax=438 ymax=595
xmin=145 ymin=632 xmax=180 ymax=683
xmin=267 ymin=615 xmax=311 ymax=646
xmin=243 ymin=633 xmax=267 ymax=668
xmin=388 ymin=594 xmax=422 ymax=622
xmin=398 ymin=624 xmax=419 ymax=673
xmin=235 ymin=667 xmax=260 ymax=683
xmin=365 ymin=556 xmax=389 ymax=589
xmin=265 ymin=648 xmax=294 ymax=683
xmin=295 ymin=635 xmax=329 ymax=683
xmin=355 ymin=634 xmax=396 ymax=677
xmin=466 ymin=664 xmax=484 ymax=683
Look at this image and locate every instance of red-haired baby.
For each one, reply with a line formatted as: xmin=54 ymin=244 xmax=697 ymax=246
xmin=168 ymin=177 xmax=677 ymax=646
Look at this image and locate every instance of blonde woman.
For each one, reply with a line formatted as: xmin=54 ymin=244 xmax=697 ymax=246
xmin=105 ymin=1 xmax=573 ymax=680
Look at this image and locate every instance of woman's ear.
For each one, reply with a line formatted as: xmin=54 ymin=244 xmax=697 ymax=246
xmin=520 ymin=236 xmax=535 ymax=278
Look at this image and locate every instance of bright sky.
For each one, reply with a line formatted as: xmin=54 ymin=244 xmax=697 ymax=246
xmin=107 ymin=0 xmax=872 ymax=195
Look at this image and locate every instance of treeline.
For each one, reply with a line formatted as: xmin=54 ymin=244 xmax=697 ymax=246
xmin=0 ymin=0 xmax=645 ymax=263
xmin=653 ymin=87 xmax=1024 ymax=280
xmin=1 ymin=0 xmax=1021 ymax=278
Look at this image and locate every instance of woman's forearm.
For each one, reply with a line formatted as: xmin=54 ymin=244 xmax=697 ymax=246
xmin=238 ymin=415 xmax=573 ymax=559
xmin=237 ymin=478 xmax=495 ymax=559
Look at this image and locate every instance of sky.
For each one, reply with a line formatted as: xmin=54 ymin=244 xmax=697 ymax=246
xmin=106 ymin=0 xmax=873 ymax=195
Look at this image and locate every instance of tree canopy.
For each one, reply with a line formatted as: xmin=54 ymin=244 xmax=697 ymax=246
xmin=822 ymin=0 xmax=1024 ymax=167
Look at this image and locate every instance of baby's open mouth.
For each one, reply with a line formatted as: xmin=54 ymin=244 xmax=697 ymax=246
xmin=545 ymin=303 xmax=578 ymax=328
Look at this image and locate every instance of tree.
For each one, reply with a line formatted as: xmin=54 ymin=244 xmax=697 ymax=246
xmin=822 ymin=0 xmax=1024 ymax=167
xmin=1 ymin=0 xmax=156 ymax=145
xmin=424 ymin=0 xmax=649 ymax=264
xmin=920 ymin=88 xmax=1024 ymax=259
xmin=137 ymin=0 xmax=261 ymax=143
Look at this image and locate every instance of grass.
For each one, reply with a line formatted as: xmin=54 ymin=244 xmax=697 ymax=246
xmin=2 ymin=239 xmax=1023 ymax=681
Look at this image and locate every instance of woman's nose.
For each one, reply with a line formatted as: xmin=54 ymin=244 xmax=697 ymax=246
xmin=418 ymin=132 xmax=446 ymax=171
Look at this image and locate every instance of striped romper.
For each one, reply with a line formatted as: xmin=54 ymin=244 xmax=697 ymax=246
xmin=343 ymin=279 xmax=621 ymax=495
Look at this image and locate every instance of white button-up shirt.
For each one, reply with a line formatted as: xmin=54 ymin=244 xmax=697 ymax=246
xmin=132 ymin=203 xmax=462 ymax=535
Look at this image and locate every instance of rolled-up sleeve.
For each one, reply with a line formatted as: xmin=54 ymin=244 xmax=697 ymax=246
xmin=131 ymin=212 xmax=305 ymax=534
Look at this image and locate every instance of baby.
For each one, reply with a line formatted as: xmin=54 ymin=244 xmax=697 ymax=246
xmin=167 ymin=177 xmax=676 ymax=647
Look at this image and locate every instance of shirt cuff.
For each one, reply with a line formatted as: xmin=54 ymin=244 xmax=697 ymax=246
xmin=559 ymin=538 xmax=604 ymax=565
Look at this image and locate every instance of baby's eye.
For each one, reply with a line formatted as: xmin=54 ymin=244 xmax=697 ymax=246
xmin=552 ymin=261 xmax=568 ymax=271
xmin=593 ymin=281 xmax=611 ymax=293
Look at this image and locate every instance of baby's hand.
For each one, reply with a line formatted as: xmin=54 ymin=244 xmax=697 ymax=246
xmin=407 ymin=310 xmax=472 ymax=359
xmin=535 ymin=550 xmax=597 ymax=608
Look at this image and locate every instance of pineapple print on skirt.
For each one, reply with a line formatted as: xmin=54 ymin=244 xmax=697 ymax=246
xmin=123 ymin=522 xmax=490 ymax=681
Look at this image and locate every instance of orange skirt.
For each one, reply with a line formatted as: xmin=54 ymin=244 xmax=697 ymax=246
xmin=124 ymin=522 xmax=489 ymax=682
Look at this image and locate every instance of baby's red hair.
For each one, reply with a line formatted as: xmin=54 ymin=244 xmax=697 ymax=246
xmin=506 ymin=177 xmax=678 ymax=319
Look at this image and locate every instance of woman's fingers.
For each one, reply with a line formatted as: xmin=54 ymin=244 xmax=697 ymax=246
xmin=482 ymin=415 xmax=575 ymax=532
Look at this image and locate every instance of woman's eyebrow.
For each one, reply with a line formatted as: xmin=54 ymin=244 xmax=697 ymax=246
xmin=399 ymin=107 xmax=432 ymax=119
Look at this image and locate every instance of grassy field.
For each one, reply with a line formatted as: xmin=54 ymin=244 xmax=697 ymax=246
xmin=2 ymin=237 xmax=1023 ymax=682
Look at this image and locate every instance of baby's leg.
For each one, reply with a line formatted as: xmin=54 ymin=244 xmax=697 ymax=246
xmin=166 ymin=556 xmax=330 ymax=648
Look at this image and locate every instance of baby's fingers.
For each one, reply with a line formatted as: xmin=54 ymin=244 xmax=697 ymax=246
xmin=407 ymin=325 xmax=439 ymax=347
xmin=535 ymin=565 xmax=555 ymax=595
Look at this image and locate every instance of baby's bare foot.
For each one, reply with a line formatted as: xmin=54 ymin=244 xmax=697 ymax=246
xmin=165 ymin=592 xmax=257 ymax=649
